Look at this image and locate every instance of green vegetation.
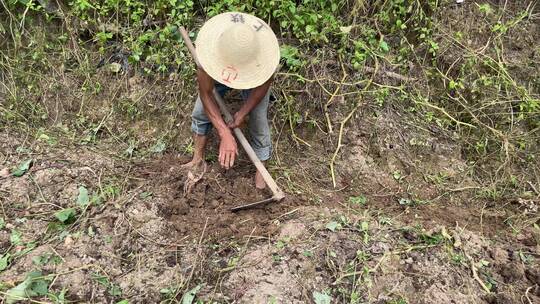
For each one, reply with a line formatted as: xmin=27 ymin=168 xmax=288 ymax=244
xmin=2 ymin=1 xmax=538 ymax=183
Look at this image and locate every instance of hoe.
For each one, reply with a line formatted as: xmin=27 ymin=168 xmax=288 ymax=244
xmin=179 ymin=26 xmax=285 ymax=212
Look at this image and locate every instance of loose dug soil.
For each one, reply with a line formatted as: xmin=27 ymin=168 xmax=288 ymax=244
xmin=132 ymin=154 xmax=302 ymax=240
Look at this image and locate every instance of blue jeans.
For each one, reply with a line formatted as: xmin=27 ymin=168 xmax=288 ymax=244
xmin=191 ymin=83 xmax=272 ymax=161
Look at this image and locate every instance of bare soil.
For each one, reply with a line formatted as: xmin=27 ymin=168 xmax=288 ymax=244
xmin=133 ymin=154 xmax=301 ymax=240
xmin=1 ymin=122 xmax=539 ymax=303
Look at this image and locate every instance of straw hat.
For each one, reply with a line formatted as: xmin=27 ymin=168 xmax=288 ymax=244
xmin=195 ymin=12 xmax=280 ymax=90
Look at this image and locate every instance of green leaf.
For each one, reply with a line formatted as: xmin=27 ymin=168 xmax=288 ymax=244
xmin=38 ymin=133 xmax=50 ymax=142
xmin=77 ymin=186 xmax=90 ymax=207
xmin=10 ymin=230 xmax=22 ymax=245
xmin=360 ymin=221 xmax=369 ymax=231
xmin=32 ymin=255 xmax=45 ymax=266
xmin=379 ymin=40 xmax=389 ymax=52
xmin=348 ymin=195 xmax=367 ymax=206
xmin=54 ymin=208 xmax=76 ymax=224
xmin=288 ymin=5 xmax=296 ymax=14
xmin=29 ymin=279 xmax=49 ymax=297
xmin=48 ymin=288 xmax=67 ymax=302
xmin=116 ymin=300 xmax=129 ymax=304
xmin=12 ymin=159 xmax=33 ymax=177
xmin=5 ymin=277 xmax=32 ymax=303
xmin=477 ymin=3 xmax=492 ymax=14
xmin=0 ymin=217 xmax=5 ymax=229
xmin=139 ymin=191 xmax=153 ymax=199
xmin=150 ymin=140 xmax=166 ymax=153
xmin=91 ymin=273 xmax=109 ymax=286
xmin=181 ymin=284 xmax=202 ymax=304
xmin=313 ymin=291 xmax=332 ymax=304
xmin=108 ymin=284 xmax=122 ymax=297
xmin=479 ymin=259 xmax=490 ymax=267
xmin=5 ymin=271 xmax=42 ymax=304
xmin=0 ymin=253 xmax=11 ymax=271
xmin=325 ymin=221 xmax=340 ymax=232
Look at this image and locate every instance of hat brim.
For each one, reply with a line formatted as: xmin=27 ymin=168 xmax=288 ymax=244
xmin=195 ymin=12 xmax=280 ymax=90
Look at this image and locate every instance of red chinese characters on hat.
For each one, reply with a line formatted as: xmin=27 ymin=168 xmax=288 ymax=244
xmin=221 ymin=66 xmax=238 ymax=84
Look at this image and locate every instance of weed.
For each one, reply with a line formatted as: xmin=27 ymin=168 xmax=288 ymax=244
xmin=425 ymin=172 xmax=448 ymax=185
xmin=275 ymin=237 xmax=290 ymax=250
xmin=91 ymin=272 xmax=122 ymax=297
xmin=183 ymin=138 xmax=194 ymax=155
xmin=206 ymin=0 xmax=343 ymax=44
xmin=357 ymin=221 xmax=370 ymax=243
xmin=348 ymin=195 xmax=367 ymax=206
xmin=326 ymin=221 xmax=342 ymax=232
xmin=392 ymin=170 xmax=403 ymax=182
xmin=313 ymin=290 xmax=332 ymax=304
xmin=280 ymin=45 xmax=305 ymax=71
xmin=4 ymin=271 xmax=51 ymax=303
xmin=477 ymin=3 xmax=493 ymax=15
xmin=378 ymin=217 xmax=393 ymax=226
xmin=32 ymin=252 xmax=62 ymax=267
xmin=48 ymin=288 xmax=69 ymax=303
xmin=388 ymin=298 xmax=408 ymax=304
xmin=450 ymin=252 xmax=465 ymax=265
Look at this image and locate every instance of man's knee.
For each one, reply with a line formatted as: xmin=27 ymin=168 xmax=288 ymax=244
xmin=191 ymin=96 xmax=212 ymax=135
xmin=248 ymin=113 xmax=272 ymax=160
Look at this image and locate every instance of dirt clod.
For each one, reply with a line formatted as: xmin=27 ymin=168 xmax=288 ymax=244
xmin=499 ymin=262 xmax=525 ymax=283
xmin=490 ymin=247 xmax=509 ymax=264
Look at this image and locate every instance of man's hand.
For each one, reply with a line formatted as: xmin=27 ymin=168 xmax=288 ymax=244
xmin=218 ymin=130 xmax=237 ymax=169
xmin=227 ymin=111 xmax=247 ymax=129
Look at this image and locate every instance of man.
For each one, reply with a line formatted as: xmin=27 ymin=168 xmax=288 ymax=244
xmin=182 ymin=12 xmax=280 ymax=189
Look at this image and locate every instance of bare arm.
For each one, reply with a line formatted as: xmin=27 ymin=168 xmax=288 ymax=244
xmin=197 ymin=69 xmax=230 ymax=136
xmin=229 ymin=77 xmax=273 ymax=128
xmin=197 ymin=68 xmax=237 ymax=169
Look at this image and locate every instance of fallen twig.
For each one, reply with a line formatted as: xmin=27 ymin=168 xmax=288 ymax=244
xmin=363 ymin=66 xmax=415 ymax=82
xmin=330 ymin=102 xmax=363 ymax=188
xmin=465 ymin=254 xmax=491 ymax=293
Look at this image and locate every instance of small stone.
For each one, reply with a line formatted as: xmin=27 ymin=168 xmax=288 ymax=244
xmin=128 ymin=76 xmax=142 ymax=87
xmin=0 ymin=168 xmax=9 ymax=178
xmin=210 ymin=200 xmax=220 ymax=208
xmin=64 ymin=236 xmax=74 ymax=246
